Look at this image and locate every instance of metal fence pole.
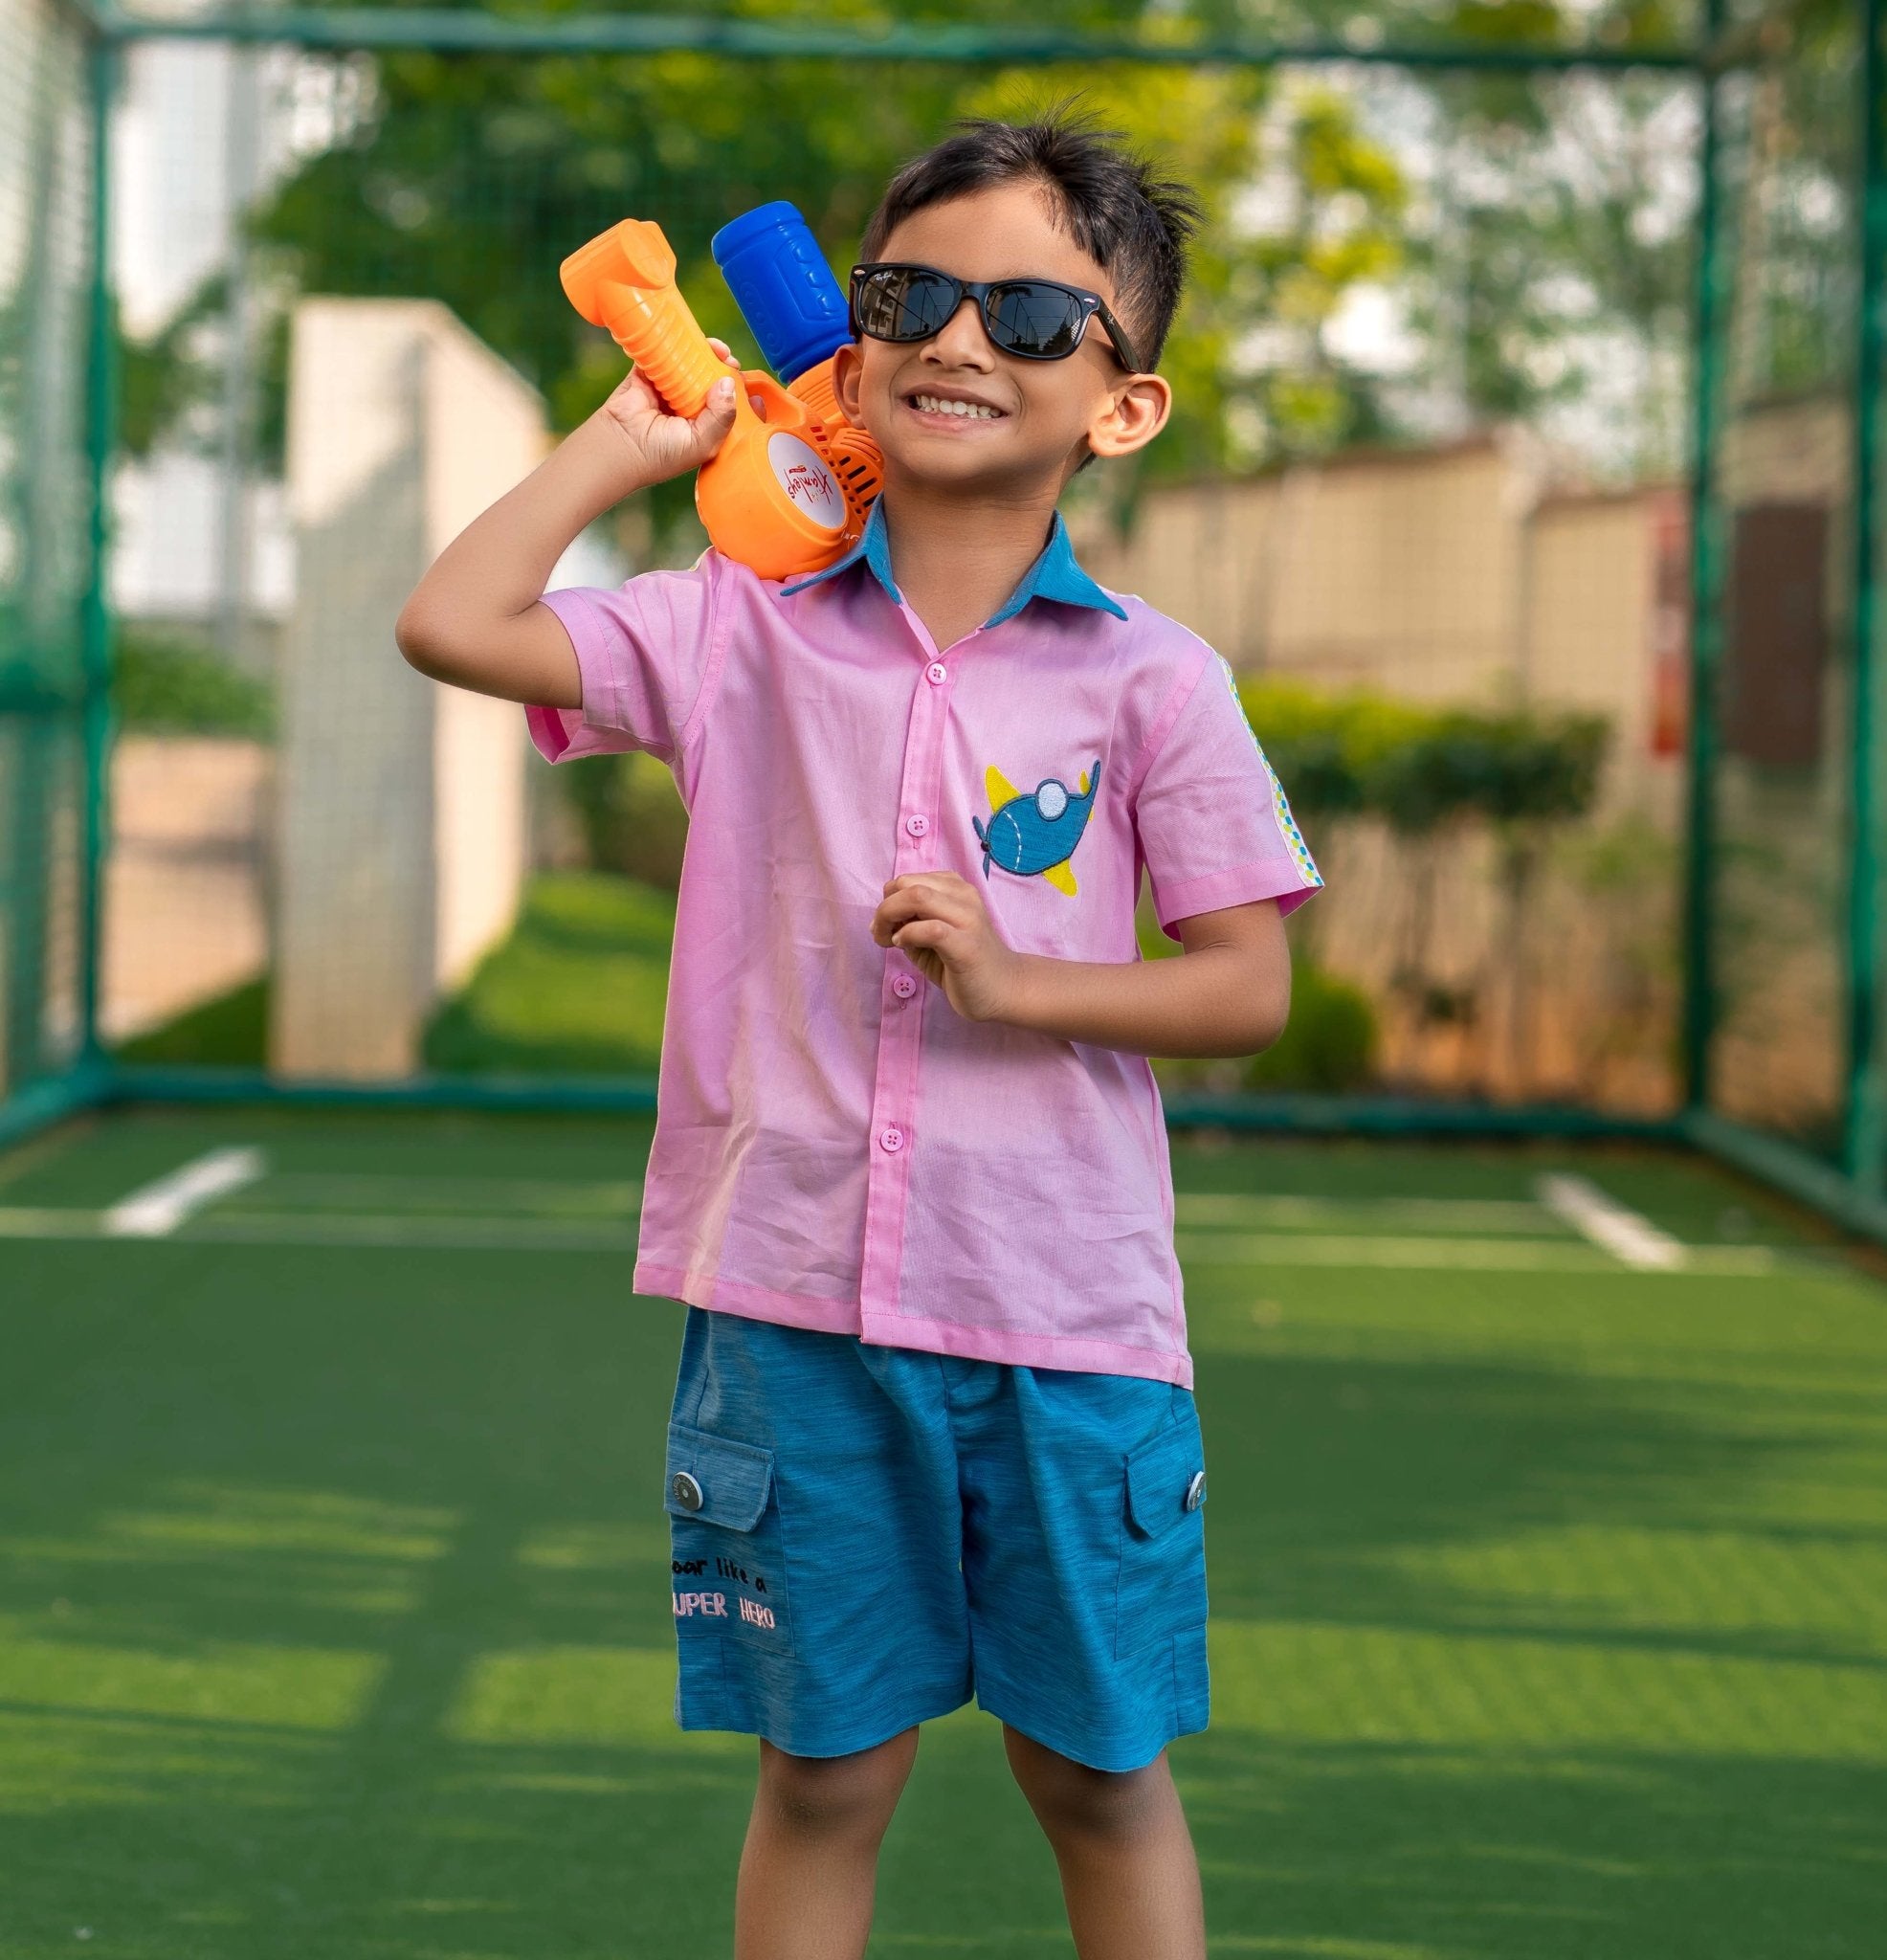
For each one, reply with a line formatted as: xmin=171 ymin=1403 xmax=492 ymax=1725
xmin=1681 ymin=0 xmax=1727 ymax=1116
xmin=1848 ymin=0 xmax=1887 ymax=1185
xmin=78 ymin=27 xmax=118 ymax=1071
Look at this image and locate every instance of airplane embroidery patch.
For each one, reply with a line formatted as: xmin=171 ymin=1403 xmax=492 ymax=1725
xmin=971 ymin=758 xmax=1101 ymax=898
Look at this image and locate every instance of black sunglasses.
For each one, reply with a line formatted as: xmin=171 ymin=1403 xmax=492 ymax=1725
xmin=849 ymin=261 xmax=1143 ymax=372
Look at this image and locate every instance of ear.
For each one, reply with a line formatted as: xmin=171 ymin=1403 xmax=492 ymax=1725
xmin=832 ymin=340 xmax=866 ymax=424
xmin=1086 ymin=372 xmax=1171 ymax=461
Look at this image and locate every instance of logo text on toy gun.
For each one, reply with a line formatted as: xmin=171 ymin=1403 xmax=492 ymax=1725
xmin=783 ymin=462 xmax=831 ymax=507
xmin=766 ymin=433 xmax=845 ymax=530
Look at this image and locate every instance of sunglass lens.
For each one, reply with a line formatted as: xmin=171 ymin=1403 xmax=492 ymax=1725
xmin=856 ymin=267 xmax=957 ymax=342
xmin=988 ymin=282 xmax=1086 ymax=358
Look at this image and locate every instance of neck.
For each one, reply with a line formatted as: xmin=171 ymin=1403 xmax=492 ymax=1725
xmin=878 ymin=470 xmax=1063 ymax=650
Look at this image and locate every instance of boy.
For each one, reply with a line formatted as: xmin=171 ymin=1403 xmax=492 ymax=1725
xmin=397 ymin=113 xmax=1321 ymax=1960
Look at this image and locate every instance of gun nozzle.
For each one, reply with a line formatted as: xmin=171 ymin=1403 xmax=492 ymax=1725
xmin=560 ymin=219 xmax=677 ymax=323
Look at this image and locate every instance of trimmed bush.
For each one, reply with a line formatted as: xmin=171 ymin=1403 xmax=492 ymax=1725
xmin=1242 ymin=959 xmax=1379 ymax=1093
xmin=113 ymin=628 xmax=276 ymax=739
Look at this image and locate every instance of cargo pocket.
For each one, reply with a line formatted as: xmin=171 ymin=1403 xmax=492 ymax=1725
xmin=664 ymin=1421 xmax=794 ymax=1657
xmin=1113 ymin=1414 xmax=1209 ymax=1659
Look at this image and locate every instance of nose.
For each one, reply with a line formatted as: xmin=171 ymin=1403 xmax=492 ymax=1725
xmin=923 ymin=295 xmax=994 ymax=368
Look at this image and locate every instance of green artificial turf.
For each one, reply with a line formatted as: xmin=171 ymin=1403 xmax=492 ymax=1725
xmin=1 ymin=1111 xmax=1883 ymax=1957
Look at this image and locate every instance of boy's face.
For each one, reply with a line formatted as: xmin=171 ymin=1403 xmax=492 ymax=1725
xmin=831 ymin=182 xmax=1171 ymax=497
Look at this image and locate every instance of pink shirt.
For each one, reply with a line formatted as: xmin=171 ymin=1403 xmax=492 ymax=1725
xmin=528 ymin=504 xmax=1321 ymax=1388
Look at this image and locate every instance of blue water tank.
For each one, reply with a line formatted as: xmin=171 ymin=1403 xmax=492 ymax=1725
xmin=712 ymin=201 xmax=852 ymax=385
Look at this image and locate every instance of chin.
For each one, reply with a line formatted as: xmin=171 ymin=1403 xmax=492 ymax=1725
xmin=877 ymin=432 xmax=1053 ymax=493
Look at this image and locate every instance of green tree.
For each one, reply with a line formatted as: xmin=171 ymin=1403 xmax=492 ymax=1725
xmin=124 ymin=0 xmax=1411 ymax=522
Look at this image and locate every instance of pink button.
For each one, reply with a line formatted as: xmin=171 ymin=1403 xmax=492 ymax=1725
xmin=878 ymin=1125 xmax=905 ymax=1152
xmin=905 ymin=813 xmax=929 ymax=837
xmin=926 ymin=661 xmax=948 ymax=685
xmin=891 ymin=972 xmax=918 ymax=999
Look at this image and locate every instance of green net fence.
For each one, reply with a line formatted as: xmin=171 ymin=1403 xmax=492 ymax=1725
xmin=0 ymin=0 xmax=98 ymax=1133
xmin=1703 ymin=0 xmax=1867 ymax=1168
xmin=8 ymin=0 xmax=1887 ymax=1224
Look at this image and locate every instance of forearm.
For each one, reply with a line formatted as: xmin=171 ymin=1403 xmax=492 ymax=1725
xmin=993 ymin=945 xmax=1290 ymax=1058
xmin=401 ymin=413 xmax=650 ymax=638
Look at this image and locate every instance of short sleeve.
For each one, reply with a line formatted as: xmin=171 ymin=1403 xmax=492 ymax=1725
xmin=1134 ymin=649 xmax=1323 ymax=940
xmin=525 ymin=552 xmax=725 ymax=766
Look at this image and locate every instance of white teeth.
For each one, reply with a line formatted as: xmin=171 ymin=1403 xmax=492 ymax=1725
xmin=914 ymin=394 xmax=998 ymax=419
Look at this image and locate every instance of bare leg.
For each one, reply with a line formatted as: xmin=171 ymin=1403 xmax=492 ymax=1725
xmin=1002 ymin=1725 xmax=1206 ymax=1960
xmin=734 ymin=1726 xmax=921 ymax=1960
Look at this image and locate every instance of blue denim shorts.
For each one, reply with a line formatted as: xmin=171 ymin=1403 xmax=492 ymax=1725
xmin=662 ymin=1303 xmax=1210 ymax=1773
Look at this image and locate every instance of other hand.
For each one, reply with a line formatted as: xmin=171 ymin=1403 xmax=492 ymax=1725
xmin=870 ymin=872 xmax=1027 ymax=1024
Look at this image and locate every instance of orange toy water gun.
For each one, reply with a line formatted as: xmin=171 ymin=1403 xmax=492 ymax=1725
xmin=561 ymin=215 xmax=881 ymax=581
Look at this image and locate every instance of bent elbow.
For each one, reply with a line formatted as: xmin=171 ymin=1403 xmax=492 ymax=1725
xmin=394 ymin=599 xmax=454 ymax=680
xmin=1235 ymin=976 xmax=1293 ymax=1058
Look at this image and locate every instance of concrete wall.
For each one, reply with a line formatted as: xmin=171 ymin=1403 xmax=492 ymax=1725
xmin=1074 ymin=427 xmax=1684 ymax=814
xmin=105 ymin=736 xmax=271 ymax=1041
xmin=273 ymin=298 xmax=543 ymax=1079
xmin=1075 ymin=430 xmax=1552 ymax=703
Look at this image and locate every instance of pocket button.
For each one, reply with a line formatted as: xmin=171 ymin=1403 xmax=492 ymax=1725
xmin=1185 ymin=1470 xmax=1207 ymax=1512
xmin=670 ymin=1470 xmax=704 ymax=1512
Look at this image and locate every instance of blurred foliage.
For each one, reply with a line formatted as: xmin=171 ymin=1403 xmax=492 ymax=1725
xmin=121 ymin=0 xmax=1422 ymax=534
xmin=422 ymin=873 xmax=673 ymax=1075
xmin=1138 ymin=892 xmax=1377 ymax=1091
xmin=1242 ymin=673 xmax=1610 ymax=1066
xmin=557 ymin=748 xmax=692 ymax=891
xmin=113 ymin=625 xmax=277 ymax=738
xmin=1242 ymin=956 xmax=1379 ymax=1092
xmin=1239 ymin=676 xmax=1609 ymax=834
xmin=116 ymin=0 xmax=1734 ymax=509
xmin=114 ymin=976 xmax=269 ymax=1065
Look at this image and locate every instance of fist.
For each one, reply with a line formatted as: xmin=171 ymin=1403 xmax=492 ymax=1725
xmin=870 ymin=871 xmax=1026 ymax=1025
xmin=596 ymin=334 xmax=751 ymax=485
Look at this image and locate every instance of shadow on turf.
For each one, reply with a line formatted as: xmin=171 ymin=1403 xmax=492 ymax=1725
xmin=0 ymin=1242 xmax=1880 ymax=1958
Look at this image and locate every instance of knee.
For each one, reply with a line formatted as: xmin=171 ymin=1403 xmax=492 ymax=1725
xmin=1003 ymin=1726 xmax=1168 ymax=1845
xmin=757 ymin=1727 xmax=918 ymax=1841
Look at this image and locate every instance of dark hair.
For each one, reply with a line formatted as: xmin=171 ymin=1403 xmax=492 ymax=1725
xmin=858 ymin=106 xmax=1201 ymax=370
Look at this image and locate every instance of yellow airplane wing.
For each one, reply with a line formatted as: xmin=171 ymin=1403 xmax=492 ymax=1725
xmin=986 ymin=764 xmax=1023 ymax=808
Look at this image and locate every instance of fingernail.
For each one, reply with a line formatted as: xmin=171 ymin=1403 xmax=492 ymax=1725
xmin=712 ymin=377 xmax=734 ymax=404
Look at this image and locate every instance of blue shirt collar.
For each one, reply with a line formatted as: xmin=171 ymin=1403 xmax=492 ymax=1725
xmin=780 ymin=498 xmax=1127 ymax=626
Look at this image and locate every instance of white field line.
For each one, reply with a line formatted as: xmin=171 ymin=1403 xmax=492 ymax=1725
xmin=102 ymin=1147 xmax=267 ymax=1239
xmin=1176 ymin=1231 xmax=1777 ymax=1277
xmin=1175 ymin=1192 xmax=1562 ymax=1234
xmin=1536 ymin=1173 xmax=1689 ymax=1270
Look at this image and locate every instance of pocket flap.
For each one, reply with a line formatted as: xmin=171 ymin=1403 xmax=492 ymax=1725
xmin=1123 ymin=1421 xmax=1203 ymax=1537
xmin=664 ymin=1422 xmax=775 ymax=1531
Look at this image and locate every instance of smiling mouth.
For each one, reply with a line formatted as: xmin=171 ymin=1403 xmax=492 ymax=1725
xmin=904 ymin=391 xmax=1007 ymax=423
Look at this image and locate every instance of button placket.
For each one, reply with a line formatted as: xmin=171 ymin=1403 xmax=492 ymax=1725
xmin=859 ymin=640 xmax=954 ymax=1330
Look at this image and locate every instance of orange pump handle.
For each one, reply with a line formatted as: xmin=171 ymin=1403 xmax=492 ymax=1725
xmin=560 ymin=220 xmax=727 ymax=420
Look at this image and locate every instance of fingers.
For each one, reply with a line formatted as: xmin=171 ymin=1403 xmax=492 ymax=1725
xmin=691 ymin=374 xmax=739 ymax=457
xmin=705 ymin=335 xmax=741 ymax=369
xmin=882 ymin=871 xmax=976 ymax=903
xmin=871 ymin=875 xmax=982 ymax=947
xmin=889 ymin=917 xmax=950 ymax=954
xmin=878 ymin=875 xmax=978 ymax=926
